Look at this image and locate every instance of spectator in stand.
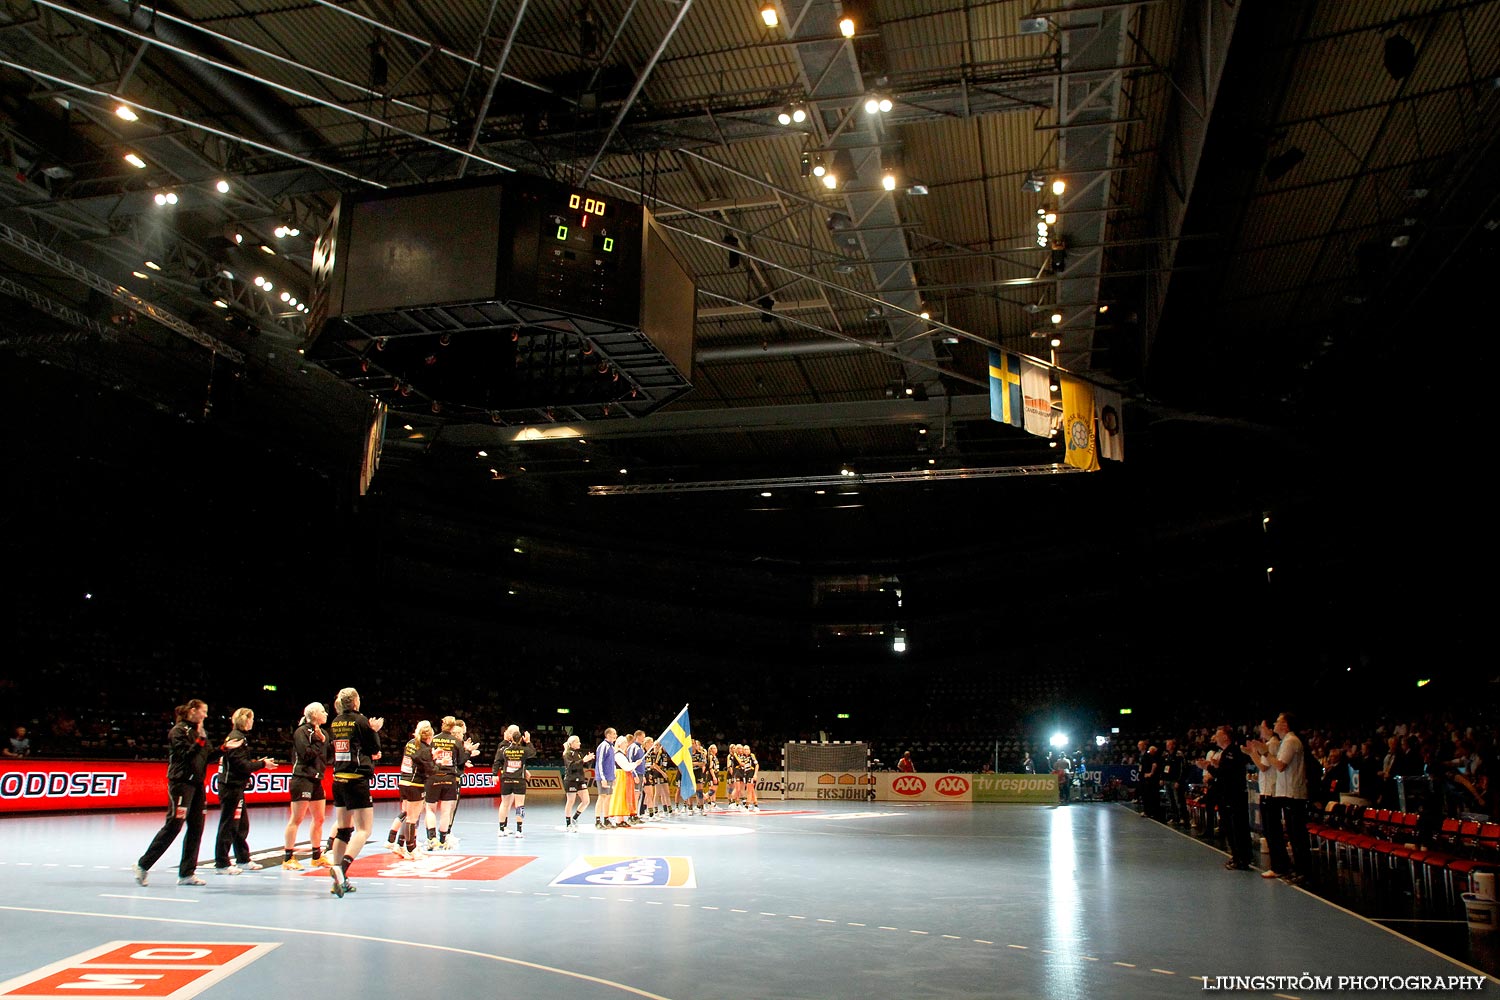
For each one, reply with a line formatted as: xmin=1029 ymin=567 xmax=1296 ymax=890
xmin=1256 ymin=712 xmax=1310 ymax=886
xmin=4 ymin=726 xmax=29 ymax=758
xmin=1443 ymin=737 xmax=1489 ymax=818
xmin=1022 ymin=752 xmax=1035 ymax=774
xmin=1313 ymin=747 xmax=1350 ymax=807
xmin=898 ymin=751 xmax=915 ymax=773
xmin=1200 ymin=726 xmax=1253 ymax=871
xmin=1161 ymin=739 xmax=1186 ymax=826
xmin=1247 ymin=721 xmax=1283 ymax=878
xmin=1138 ymin=745 xmax=1162 ymax=820
xmin=1350 ymin=741 xmax=1379 ymax=807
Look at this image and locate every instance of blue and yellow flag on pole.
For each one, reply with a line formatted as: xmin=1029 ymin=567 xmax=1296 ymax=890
xmin=988 ymin=350 xmax=1023 ymax=427
xmin=656 ymin=705 xmax=695 ymax=800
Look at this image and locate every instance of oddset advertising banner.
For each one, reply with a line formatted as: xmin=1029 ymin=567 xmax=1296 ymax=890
xmin=0 ymin=760 xmax=567 ymax=814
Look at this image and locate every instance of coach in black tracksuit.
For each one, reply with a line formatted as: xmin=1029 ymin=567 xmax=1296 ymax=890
xmin=213 ymin=707 xmax=277 ymax=873
xmin=135 ymin=700 xmax=240 ymax=885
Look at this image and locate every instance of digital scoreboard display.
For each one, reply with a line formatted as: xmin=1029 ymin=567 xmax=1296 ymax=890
xmin=548 ymin=193 xmax=616 ymax=254
xmin=521 ymin=184 xmax=643 ymax=325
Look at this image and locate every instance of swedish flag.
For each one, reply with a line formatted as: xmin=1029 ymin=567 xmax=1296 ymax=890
xmin=657 ymin=705 xmax=695 ymax=800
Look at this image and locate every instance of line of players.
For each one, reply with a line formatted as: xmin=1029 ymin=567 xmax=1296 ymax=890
xmin=580 ymin=730 xmax=764 ymax=831
xmin=133 ymin=690 xmax=769 ymax=897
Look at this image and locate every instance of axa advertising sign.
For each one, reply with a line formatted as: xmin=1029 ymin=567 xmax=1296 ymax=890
xmin=875 ymin=772 xmax=973 ymax=802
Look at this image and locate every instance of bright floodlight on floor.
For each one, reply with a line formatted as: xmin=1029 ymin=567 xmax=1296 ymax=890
xmin=1050 ymin=732 xmax=1068 ymax=748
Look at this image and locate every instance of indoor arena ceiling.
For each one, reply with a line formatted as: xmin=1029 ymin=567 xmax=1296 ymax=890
xmin=0 ymin=0 xmax=1497 ymax=514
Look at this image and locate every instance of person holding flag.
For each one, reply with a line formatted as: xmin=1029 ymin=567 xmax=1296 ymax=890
xmin=654 ymin=705 xmax=698 ymax=811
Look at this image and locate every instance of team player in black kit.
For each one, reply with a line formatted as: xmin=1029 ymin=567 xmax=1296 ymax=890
xmin=424 ymin=716 xmax=473 ymax=849
xmin=134 ymin=700 xmax=242 ymax=886
xmin=326 ymin=687 xmax=384 ymax=898
xmin=391 ymin=721 xmax=433 ymax=858
xmin=282 ymin=702 xmax=331 ymax=871
xmin=493 ymin=725 xmax=536 ymax=838
xmin=561 ymin=734 xmax=594 ymax=832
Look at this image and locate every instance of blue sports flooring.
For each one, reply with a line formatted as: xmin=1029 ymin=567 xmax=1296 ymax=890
xmin=0 ymin=800 xmax=1493 ymax=999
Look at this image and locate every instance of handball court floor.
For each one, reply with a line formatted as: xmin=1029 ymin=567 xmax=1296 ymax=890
xmin=0 ymin=800 xmax=1493 ymax=1000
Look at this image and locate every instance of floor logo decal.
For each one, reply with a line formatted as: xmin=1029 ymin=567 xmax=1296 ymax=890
xmin=302 ymin=853 xmax=535 ymax=881
xmin=0 ymin=941 xmax=278 ymax=999
xmin=550 ymin=856 xmax=696 ymax=889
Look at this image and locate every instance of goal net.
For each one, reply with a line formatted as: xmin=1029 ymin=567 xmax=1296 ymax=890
xmin=781 ymin=741 xmax=872 ymax=801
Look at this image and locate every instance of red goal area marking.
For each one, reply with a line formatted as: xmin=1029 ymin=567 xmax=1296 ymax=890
xmin=0 ymin=941 xmax=278 ymax=999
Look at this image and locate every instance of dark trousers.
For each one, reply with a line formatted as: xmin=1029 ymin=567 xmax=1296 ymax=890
xmin=138 ymin=782 xmax=207 ymax=879
xmin=1281 ymin=797 xmax=1310 ymax=873
xmin=214 ymin=789 xmax=251 ymax=867
xmin=1220 ymin=792 xmax=1253 ymax=866
xmin=1166 ymin=782 xmax=1188 ymax=824
xmin=1262 ymin=794 xmax=1288 ymax=871
xmin=1140 ymin=781 xmax=1162 ymax=818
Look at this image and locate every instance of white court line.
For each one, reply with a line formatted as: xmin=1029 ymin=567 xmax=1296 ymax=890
xmin=97 ymin=894 xmax=198 ymax=904
xmin=0 ymin=905 xmax=676 ymax=1000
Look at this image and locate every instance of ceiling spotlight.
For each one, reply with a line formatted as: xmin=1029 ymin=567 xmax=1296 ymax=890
xmin=123 ymin=152 xmax=146 ymax=169
xmin=115 ymin=104 xmax=139 ymax=122
xmin=1051 ymin=178 xmax=1066 ymax=196
xmin=275 ymin=226 xmax=288 ymax=238
xmin=838 ymin=16 xmax=855 ymax=37
xmin=154 ymin=193 xmax=166 ymax=206
xmin=144 ymin=260 xmax=161 ymax=270
xmin=811 ymin=154 xmax=827 ymax=177
xmin=761 ymin=3 xmax=778 ymax=27
xmin=216 ymin=179 xmax=230 ymax=194
xmin=253 ymin=276 xmax=265 ymax=287
xmin=232 ymin=232 xmax=243 ymax=244
xmin=132 ymin=270 xmax=148 ymax=279
xmin=1049 ymin=370 xmax=1060 ymax=392
xmin=1050 ymin=312 xmax=1062 ymax=325
xmin=263 ymin=281 xmax=273 ymax=291
xmin=920 ymin=309 xmax=931 ymax=320
xmin=1049 ymin=337 xmax=1062 ymax=348
xmin=822 ymin=172 xmax=839 ymax=189
xmin=212 ymin=299 xmax=228 ymax=309
xmin=791 ymin=102 xmax=807 ymax=124
xmin=1098 ymin=304 xmax=1109 ymax=314
xmin=881 ymin=170 xmax=896 ymax=191
xmin=280 ymin=291 xmax=291 ymax=302
xmin=1044 ymin=211 xmax=1057 ymax=225
xmin=760 ymin=491 xmax=773 ymax=498
xmin=288 ymin=296 xmax=298 ymax=306
xmin=260 ymin=245 xmax=276 ymax=254
xmin=861 ymin=94 xmax=893 ymax=114
xmin=777 ymin=107 xmax=792 ymax=126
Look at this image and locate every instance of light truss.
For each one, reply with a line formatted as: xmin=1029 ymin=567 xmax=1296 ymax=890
xmin=587 ymin=464 xmax=1081 ymax=496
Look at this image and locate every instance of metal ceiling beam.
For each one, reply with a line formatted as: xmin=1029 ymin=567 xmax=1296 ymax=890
xmin=437 ymin=394 xmax=995 ymax=447
xmin=1048 ymin=1 xmax=1134 ymax=373
xmin=580 ymin=0 xmax=695 ymax=186
xmin=586 ymin=463 xmax=1081 ymax=495
xmin=0 ymin=220 xmax=242 ymax=360
xmin=1140 ymin=0 xmax=1240 ymax=362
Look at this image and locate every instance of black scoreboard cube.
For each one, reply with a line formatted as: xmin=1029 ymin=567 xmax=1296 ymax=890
xmin=307 ymin=174 xmax=694 ymax=423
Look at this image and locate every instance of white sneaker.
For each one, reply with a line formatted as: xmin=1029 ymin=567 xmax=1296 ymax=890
xmin=177 ymin=874 xmax=207 ymax=886
xmin=215 ymin=865 xmax=242 ymax=876
xmin=242 ymin=861 xmax=264 ymax=871
xmin=132 ymin=864 xmax=148 ymax=886
xmin=515 ymin=830 xmax=525 ymax=839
